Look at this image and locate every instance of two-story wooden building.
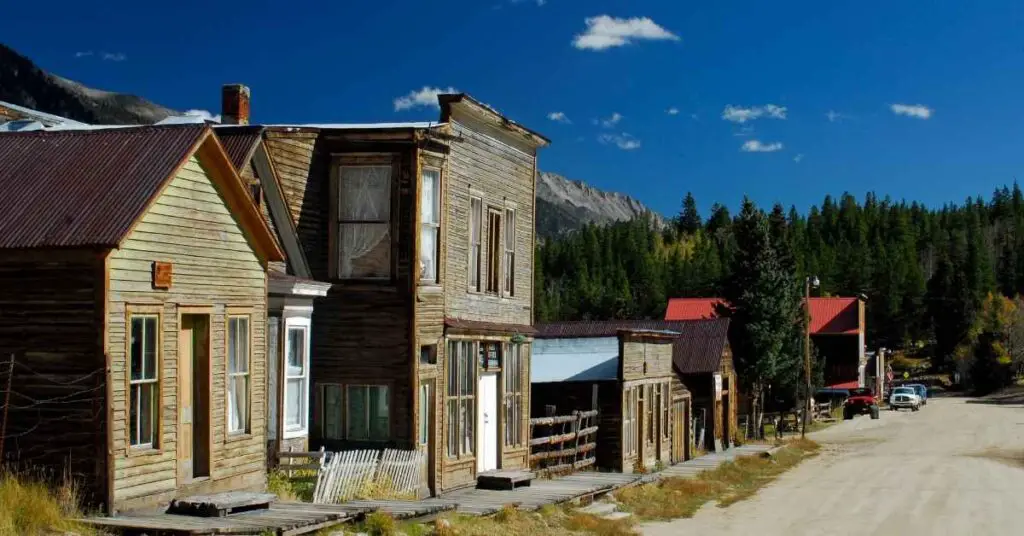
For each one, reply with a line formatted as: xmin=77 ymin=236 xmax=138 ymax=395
xmin=235 ymin=88 xmax=548 ymax=494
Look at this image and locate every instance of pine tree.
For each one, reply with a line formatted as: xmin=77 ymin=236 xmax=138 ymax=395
xmin=679 ymin=192 xmax=702 ymax=235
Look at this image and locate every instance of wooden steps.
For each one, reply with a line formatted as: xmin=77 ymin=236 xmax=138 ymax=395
xmin=476 ymin=470 xmax=536 ymax=490
xmin=167 ymin=491 xmax=276 ymax=517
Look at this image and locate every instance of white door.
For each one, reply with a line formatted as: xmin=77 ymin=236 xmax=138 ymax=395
xmin=477 ymin=372 xmax=499 ymax=473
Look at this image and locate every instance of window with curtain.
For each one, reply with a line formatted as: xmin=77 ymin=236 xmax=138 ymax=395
xmin=469 ymin=197 xmax=482 ymax=291
xmin=446 ymin=341 xmax=475 ymax=457
xmin=129 ymin=315 xmax=159 ymax=448
xmin=503 ymin=343 xmax=524 ymax=448
xmin=227 ymin=316 xmax=250 ymax=435
xmin=321 ymin=384 xmax=343 ymax=439
xmin=503 ymin=208 xmax=515 ymax=296
xmin=284 ymin=323 xmax=308 ymax=435
xmin=337 ymin=165 xmax=392 ymax=279
xmin=347 ymin=385 xmax=390 ymax=441
xmin=420 ymin=169 xmax=440 ymax=283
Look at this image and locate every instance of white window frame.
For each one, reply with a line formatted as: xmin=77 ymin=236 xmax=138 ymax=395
xmin=227 ymin=315 xmax=251 ymax=436
xmin=420 ymin=168 xmax=441 ymax=283
xmin=129 ymin=314 xmax=160 ymax=449
xmin=503 ymin=207 xmax=516 ymax=297
xmin=469 ymin=196 xmax=483 ymax=292
xmin=283 ymin=316 xmax=311 ymax=439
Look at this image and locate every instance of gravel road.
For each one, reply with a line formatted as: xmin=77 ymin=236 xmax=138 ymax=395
xmin=641 ymin=395 xmax=1024 ymax=536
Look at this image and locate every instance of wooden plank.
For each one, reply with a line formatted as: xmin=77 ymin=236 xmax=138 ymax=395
xmin=168 ymin=491 xmax=277 ymax=518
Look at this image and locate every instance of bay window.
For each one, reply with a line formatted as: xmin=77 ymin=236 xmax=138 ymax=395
xmin=129 ymin=314 xmax=159 ymax=448
xmin=227 ymin=316 xmax=251 ymax=435
xmin=284 ymin=318 xmax=310 ymax=438
xmin=420 ymin=169 xmax=441 ymax=283
xmin=336 ymin=164 xmax=392 ymax=279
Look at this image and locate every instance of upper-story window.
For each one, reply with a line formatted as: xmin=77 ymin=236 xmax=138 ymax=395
xmin=336 ymin=164 xmax=392 ymax=279
xmin=469 ymin=197 xmax=483 ymax=291
xmin=486 ymin=208 xmax=502 ymax=294
xmin=420 ymin=169 xmax=441 ymax=283
xmin=503 ymin=208 xmax=515 ymax=296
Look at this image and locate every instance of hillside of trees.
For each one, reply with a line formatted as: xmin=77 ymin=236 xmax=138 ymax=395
xmin=535 ymin=186 xmax=1024 ymax=388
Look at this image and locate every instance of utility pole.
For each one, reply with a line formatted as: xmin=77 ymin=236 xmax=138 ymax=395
xmin=802 ymin=277 xmax=817 ymax=439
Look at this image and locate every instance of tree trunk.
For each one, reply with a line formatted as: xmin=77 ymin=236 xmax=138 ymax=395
xmin=750 ymin=382 xmax=765 ymax=440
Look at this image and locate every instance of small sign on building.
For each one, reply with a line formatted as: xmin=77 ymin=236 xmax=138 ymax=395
xmin=713 ymin=373 xmax=723 ymax=401
xmin=152 ymin=261 xmax=172 ymax=290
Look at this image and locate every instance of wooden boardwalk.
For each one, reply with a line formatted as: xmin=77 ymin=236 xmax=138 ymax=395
xmin=442 ymin=471 xmax=656 ymax=515
xmin=657 ymin=444 xmax=775 ymax=479
xmin=80 ymin=501 xmax=376 ymax=535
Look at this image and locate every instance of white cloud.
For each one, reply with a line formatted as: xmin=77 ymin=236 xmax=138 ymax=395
xmin=548 ymin=111 xmax=571 ymax=123
xmin=690 ymin=113 xmax=699 ymax=120
xmin=722 ymin=104 xmax=787 ymax=123
xmin=599 ymin=112 xmax=622 ymax=127
xmin=741 ymin=139 xmax=784 ymax=153
xmin=510 ymin=0 xmax=545 ymax=5
xmin=573 ymin=15 xmax=680 ymax=51
xmin=183 ymin=109 xmax=222 ymax=123
xmin=794 ymin=153 xmax=805 ymax=163
xmin=393 ymin=86 xmax=458 ymax=111
xmin=666 ymin=107 xmax=679 ymax=115
xmin=890 ymin=103 xmax=932 ymax=119
xmin=101 ymin=52 xmax=126 ymax=62
xmin=74 ymin=51 xmax=93 ymax=58
xmin=825 ymin=110 xmax=844 ymax=122
xmin=599 ymin=132 xmax=641 ymax=150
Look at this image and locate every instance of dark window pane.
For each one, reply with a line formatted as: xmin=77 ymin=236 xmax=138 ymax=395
xmin=129 ymin=385 xmax=139 ymax=445
xmin=143 ymin=317 xmax=157 ymax=380
xmin=130 ymin=317 xmax=144 ymax=381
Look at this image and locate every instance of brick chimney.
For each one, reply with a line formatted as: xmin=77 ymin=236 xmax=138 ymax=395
xmin=221 ymin=84 xmax=250 ymax=125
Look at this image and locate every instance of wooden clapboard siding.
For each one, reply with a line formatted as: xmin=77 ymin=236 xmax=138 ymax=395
xmin=620 ymin=337 xmax=674 ymax=381
xmin=263 ymin=132 xmax=325 ymax=275
xmin=0 ymin=249 xmax=107 ymax=507
xmin=107 ymin=155 xmax=268 ymax=512
xmin=443 ymin=112 xmax=535 ymax=326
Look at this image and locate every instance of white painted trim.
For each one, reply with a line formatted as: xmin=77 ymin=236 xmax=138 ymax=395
xmin=282 ymin=316 xmax=312 ymax=439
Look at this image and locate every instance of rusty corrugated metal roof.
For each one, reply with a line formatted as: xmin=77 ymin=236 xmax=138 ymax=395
xmin=0 ymin=125 xmax=206 ymax=249
xmin=665 ymin=298 xmax=731 ymax=321
xmin=213 ymin=125 xmax=263 ymax=171
xmin=534 ymin=319 xmax=731 ymax=375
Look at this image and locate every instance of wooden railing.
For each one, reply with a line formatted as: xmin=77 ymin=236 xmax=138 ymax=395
xmin=528 ymin=410 xmax=599 ymax=476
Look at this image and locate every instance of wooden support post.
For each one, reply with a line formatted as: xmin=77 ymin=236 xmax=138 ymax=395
xmin=0 ymin=354 xmax=13 ymax=462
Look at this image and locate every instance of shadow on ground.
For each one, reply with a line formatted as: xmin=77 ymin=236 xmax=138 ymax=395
xmin=964 ymin=385 xmax=1024 ymax=406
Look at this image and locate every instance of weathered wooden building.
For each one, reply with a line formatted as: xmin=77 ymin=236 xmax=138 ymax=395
xmin=0 ymin=125 xmax=284 ymax=513
xmin=669 ymin=318 xmax=737 ymax=452
xmin=532 ymin=325 xmax=689 ymax=472
xmin=230 ymin=87 xmax=548 ymax=494
xmin=213 ymin=122 xmax=332 ymax=457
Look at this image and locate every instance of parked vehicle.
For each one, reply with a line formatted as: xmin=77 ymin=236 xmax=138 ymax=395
xmin=904 ymin=383 xmax=928 ymax=405
xmin=843 ymin=387 xmax=880 ymax=420
xmin=889 ymin=386 xmax=922 ymax=411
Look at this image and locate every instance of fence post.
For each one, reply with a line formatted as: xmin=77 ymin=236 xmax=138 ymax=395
xmin=0 ymin=354 xmax=14 ymax=463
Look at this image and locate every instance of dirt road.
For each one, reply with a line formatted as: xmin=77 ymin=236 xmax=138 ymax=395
xmin=642 ymin=395 xmax=1024 ymax=536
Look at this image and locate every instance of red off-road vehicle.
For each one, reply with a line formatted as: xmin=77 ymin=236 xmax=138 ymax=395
xmin=843 ymin=387 xmax=880 ymax=420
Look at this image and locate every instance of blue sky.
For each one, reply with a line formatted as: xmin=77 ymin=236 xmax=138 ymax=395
xmin=5 ymin=0 xmax=1024 ymax=217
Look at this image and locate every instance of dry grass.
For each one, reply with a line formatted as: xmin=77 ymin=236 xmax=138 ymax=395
xmin=391 ymin=504 xmax=635 ymax=536
xmin=0 ymin=471 xmax=97 ymax=535
xmin=614 ymin=439 xmax=820 ymax=520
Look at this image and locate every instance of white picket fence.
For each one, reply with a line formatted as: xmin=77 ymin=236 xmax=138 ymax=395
xmin=310 ymin=448 xmax=426 ymax=504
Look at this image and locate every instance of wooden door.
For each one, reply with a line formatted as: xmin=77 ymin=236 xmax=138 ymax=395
xmin=476 ymin=372 xmax=498 ymax=473
xmin=672 ymin=400 xmax=685 ymax=463
xmin=418 ymin=380 xmax=435 ymax=497
xmin=178 ymin=314 xmax=211 ymax=483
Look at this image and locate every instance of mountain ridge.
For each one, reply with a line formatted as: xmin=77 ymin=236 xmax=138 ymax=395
xmin=0 ymin=43 xmax=663 ymax=236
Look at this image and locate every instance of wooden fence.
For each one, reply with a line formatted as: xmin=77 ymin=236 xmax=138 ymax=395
xmin=528 ymin=409 xmax=598 ymax=476
xmin=278 ymin=448 xmax=425 ymax=504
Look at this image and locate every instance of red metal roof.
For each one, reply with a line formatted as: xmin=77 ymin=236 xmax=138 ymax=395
xmin=0 ymin=125 xmax=206 ymax=249
xmin=213 ymin=125 xmax=263 ymax=171
xmin=665 ymin=296 xmax=861 ymax=335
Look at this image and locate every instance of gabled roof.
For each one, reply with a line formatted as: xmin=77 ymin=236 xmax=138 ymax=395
xmin=665 ymin=296 xmax=862 ymax=335
xmin=534 ymin=318 xmax=731 ymax=375
xmin=0 ymin=125 xmax=284 ymax=264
